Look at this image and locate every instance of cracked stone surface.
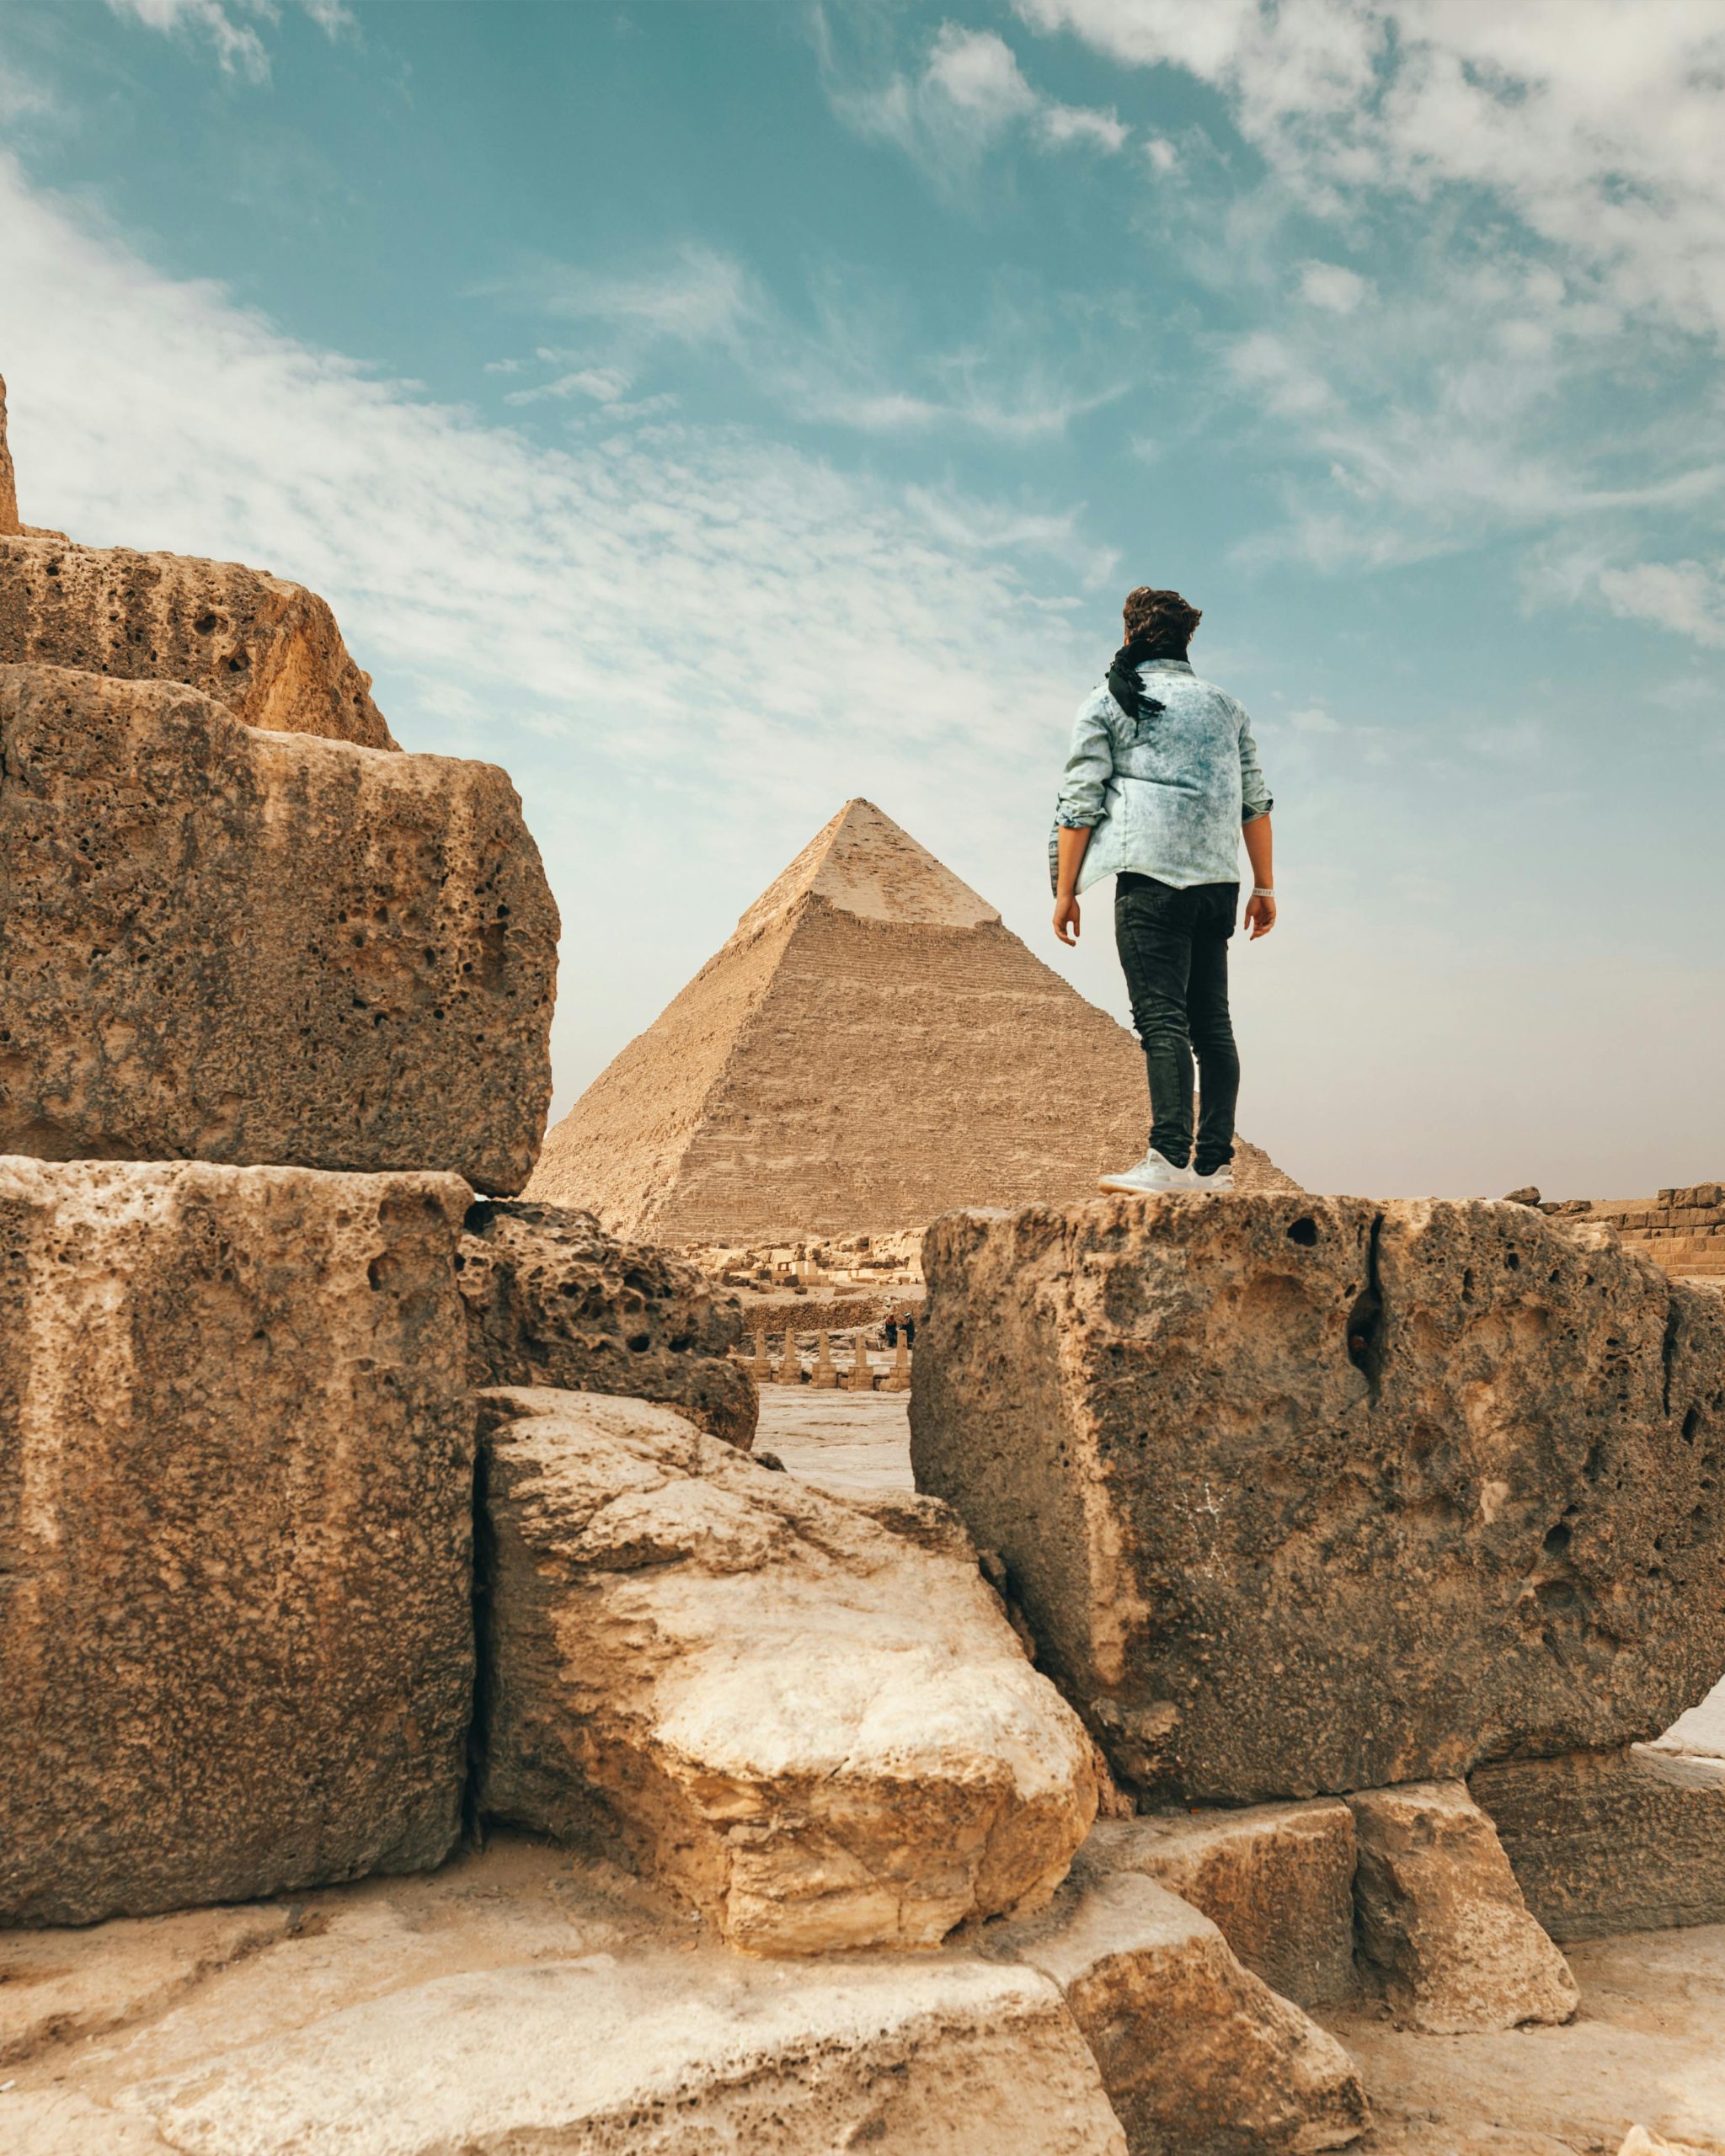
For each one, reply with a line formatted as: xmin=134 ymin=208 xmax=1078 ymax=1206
xmin=912 ymin=1194 xmax=1725 ymax=1806
xmin=0 ymin=664 xmax=558 ymax=1191
xmin=0 ymin=1838 xmax=1129 ymax=2156
xmin=475 ymin=1387 xmax=1098 ymax=1954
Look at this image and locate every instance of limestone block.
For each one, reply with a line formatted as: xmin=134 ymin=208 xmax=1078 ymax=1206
xmin=1651 ymin=1675 xmax=1725 ymax=1762
xmin=0 ymin=664 xmax=557 ymax=1192
xmin=1077 ymin=1801 xmax=1358 ymax=2009
xmin=1346 ymin=1781 xmax=1579 ymax=2032
xmin=458 ymin=1198 xmax=756 ymax=1448
xmin=0 ymin=533 xmax=395 ymax=746
xmin=1000 ymin=1873 xmax=1369 ymax=2156
xmin=911 ymin=1194 xmax=1725 ymax=1806
xmin=0 ymin=1159 xmax=474 ymax=1927
xmin=108 ymin=1956 xmax=1129 ymax=2156
xmin=1471 ymin=1746 xmax=1725 ymax=1941
xmin=475 ymin=1387 xmax=1098 ymax=1953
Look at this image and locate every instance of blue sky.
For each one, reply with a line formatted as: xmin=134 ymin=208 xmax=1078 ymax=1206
xmin=0 ymin=0 xmax=1720 ymax=1198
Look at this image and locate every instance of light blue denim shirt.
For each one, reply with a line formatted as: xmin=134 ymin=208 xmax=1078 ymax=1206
xmin=1055 ymin=658 xmax=1273 ymax=893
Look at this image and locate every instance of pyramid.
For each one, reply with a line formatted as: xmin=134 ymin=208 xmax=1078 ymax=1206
xmin=529 ymin=800 xmax=1297 ymax=1241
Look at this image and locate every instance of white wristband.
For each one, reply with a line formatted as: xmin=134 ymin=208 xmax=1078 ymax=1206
xmin=1252 ymin=886 xmax=1275 ymax=897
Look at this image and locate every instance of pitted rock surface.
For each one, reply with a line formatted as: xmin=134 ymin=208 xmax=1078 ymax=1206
xmin=459 ymin=1199 xmax=756 ymax=1448
xmin=912 ymin=1193 xmax=1725 ymax=1806
xmin=0 ymin=533 xmax=395 ymax=746
xmin=0 ymin=664 xmax=557 ymax=1192
xmin=475 ymin=1387 xmax=1098 ymax=1955
xmin=0 ymin=1159 xmax=474 ymax=1927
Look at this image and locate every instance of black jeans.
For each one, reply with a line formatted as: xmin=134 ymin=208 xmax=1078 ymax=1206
xmin=1114 ymin=873 xmax=1240 ymax=1174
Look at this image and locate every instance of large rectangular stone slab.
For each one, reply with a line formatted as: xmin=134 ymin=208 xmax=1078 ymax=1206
xmin=0 ymin=664 xmax=557 ymax=1192
xmin=0 ymin=1158 xmax=474 ymax=1926
xmin=1471 ymin=1747 xmax=1725 ymax=1941
xmin=911 ymin=1195 xmax=1725 ymax=1806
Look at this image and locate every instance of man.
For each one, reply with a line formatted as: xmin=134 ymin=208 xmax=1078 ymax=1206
xmin=1051 ymin=586 xmax=1275 ymax=1194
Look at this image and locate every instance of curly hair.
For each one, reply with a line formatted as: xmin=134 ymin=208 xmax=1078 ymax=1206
xmin=1122 ymin=586 xmax=1202 ymax=654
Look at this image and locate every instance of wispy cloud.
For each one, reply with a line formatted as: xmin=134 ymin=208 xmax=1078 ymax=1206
xmin=103 ymin=0 xmax=350 ymax=81
xmin=1598 ymin=559 xmax=1725 ymax=649
xmin=819 ymin=16 xmax=1128 ymax=189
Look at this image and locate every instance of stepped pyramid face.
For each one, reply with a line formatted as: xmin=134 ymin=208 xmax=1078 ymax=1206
xmin=529 ymin=799 xmax=1295 ymax=1241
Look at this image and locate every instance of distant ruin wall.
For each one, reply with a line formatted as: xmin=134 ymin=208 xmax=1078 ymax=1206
xmin=1546 ymin=1183 xmax=1725 ymax=1282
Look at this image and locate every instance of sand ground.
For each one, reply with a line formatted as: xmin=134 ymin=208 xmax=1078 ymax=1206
xmin=754 ymin=1385 xmax=915 ymax=1494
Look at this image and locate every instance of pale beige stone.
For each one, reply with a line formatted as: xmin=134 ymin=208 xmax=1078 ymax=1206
xmin=0 ymin=664 xmax=557 ymax=1192
xmin=475 ymin=1387 xmax=1098 ymax=1954
xmin=3 ymin=1838 xmax=1128 ymax=2156
xmin=0 ymin=1905 xmax=298 ymax=2068
xmin=1651 ymin=1674 xmax=1725 ymax=1762
xmin=0 ymin=1158 xmax=474 ymax=1926
xmin=912 ymin=1195 xmax=1725 ymax=1806
xmin=458 ymin=1198 xmax=756 ymax=1448
xmin=111 ymin=1955 xmax=1126 ymax=2156
xmin=1077 ymin=1801 xmax=1358 ymax=2009
xmin=1471 ymin=1745 xmax=1725 ymax=1940
xmin=0 ymin=531 xmax=395 ymax=747
xmin=1346 ymin=1781 xmax=1578 ymax=2033
xmin=529 ymin=798 xmax=1295 ymax=1241
xmin=999 ymin=1872 xmax=1369 ymax=2155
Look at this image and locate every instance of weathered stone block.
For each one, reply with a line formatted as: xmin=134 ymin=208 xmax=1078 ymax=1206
xmin=0 ymin=664 xmax=557 ymax=1192
xmin=1471 ymin=1746 xmax=1725 ymax=1940
xmin=459 ymin=1198 xmax=756 ymax=1447
xmin=0 ymin=534 xmax=395 ymax=746
xmin=1347 ymin=1781 xmax=1578 ymax=2032
xmin=109 ymin=1956 xmax=1129 ymax=2156
xmin=999 ymin=1872 xmax=1369 ymax=2155
xmin=0 ymin=1159 xmax=474 ymax=1927
xmin=911 ymin=1195 xmax=1725 ymax=1806
xmin=476 ymin=1388 xmax=1097 ymax=1954
xmin=1076 ymin=1801 xmax=1358 ymax=2009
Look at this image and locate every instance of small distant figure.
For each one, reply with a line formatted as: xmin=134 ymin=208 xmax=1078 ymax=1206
xmin=1050 ymin=586 xmax=1275 ymax=1197
xmin=883 ymin=1315 xmax=899 ymax=1348
xmin=901 ymin=1312 xmax=916 ymax=1349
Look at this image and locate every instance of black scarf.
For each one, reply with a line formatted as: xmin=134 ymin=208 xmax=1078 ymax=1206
xmin=1107 ymin=638 xmax=1178 ymax=725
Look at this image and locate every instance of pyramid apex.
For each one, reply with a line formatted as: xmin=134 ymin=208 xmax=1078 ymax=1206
xmin=730 ymin=798 xmax=1000 ymax=943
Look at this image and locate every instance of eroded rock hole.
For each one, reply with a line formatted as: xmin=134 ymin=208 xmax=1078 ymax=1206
xmin=1287 ymin=1217 xmax=1318 ymax=1247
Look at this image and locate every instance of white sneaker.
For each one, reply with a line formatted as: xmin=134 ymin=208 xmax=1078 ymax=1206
xmin=1189 ymin=1164 xmax=1234 ymax=1193
xmin=1097 ymin=1148 xmax=1194 ymax=1196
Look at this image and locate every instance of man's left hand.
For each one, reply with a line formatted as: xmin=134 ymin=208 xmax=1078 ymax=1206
xmin=1244 ymin=892 xmax=1277 ymax=939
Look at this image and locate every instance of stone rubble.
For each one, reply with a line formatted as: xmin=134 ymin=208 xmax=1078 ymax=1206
xmin=474 ymin=1386 xmax=1099 ymax=1954
xmin=912 ymin=1193 xmax=1725 ymax=1807
xmin=1346 ymin=1781 xmax=1579 ymax=2033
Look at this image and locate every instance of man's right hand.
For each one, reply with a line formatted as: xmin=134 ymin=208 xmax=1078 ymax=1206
xmin=1053 ymin=895 xmax=1081 ymax=945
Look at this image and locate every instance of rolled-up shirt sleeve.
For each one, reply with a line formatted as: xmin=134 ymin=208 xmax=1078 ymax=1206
xmin=1055 ymin=692 xmax=1116 ymax=828
xmin=1238 ymin=705 xmax=1274 ymax=823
